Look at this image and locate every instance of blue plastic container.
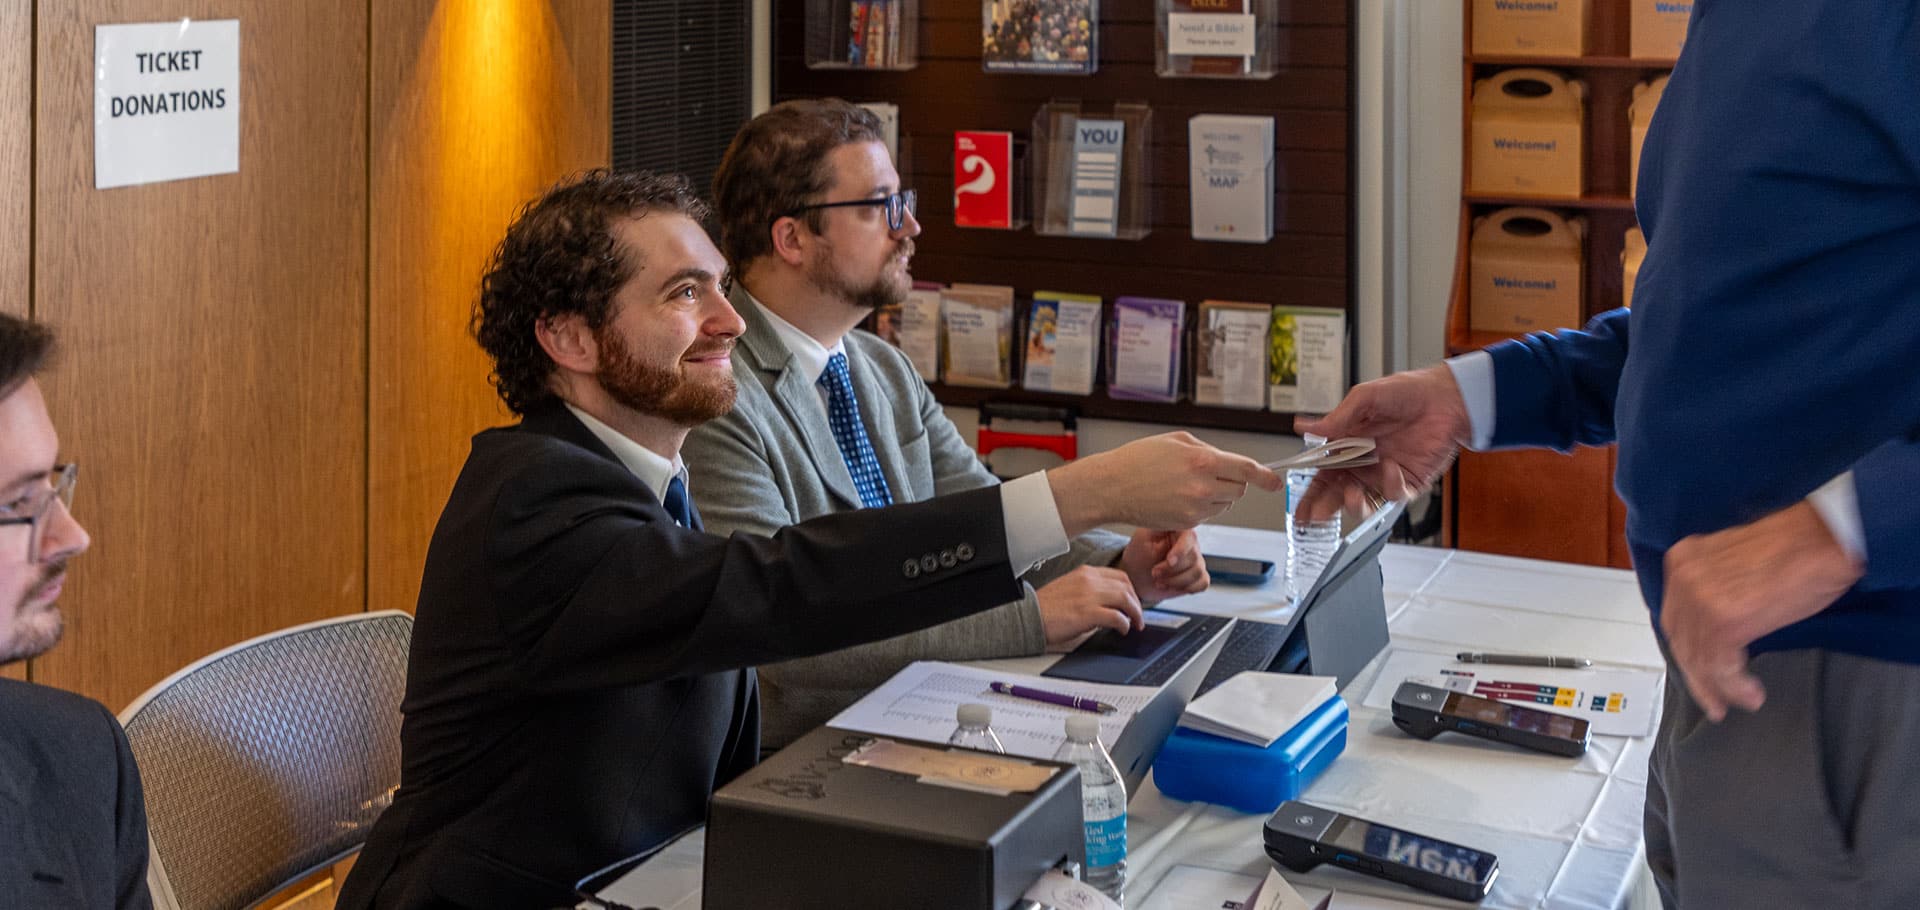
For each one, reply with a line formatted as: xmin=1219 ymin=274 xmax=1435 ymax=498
xmin=1151 ymin=696 xmax=1348 ymax=814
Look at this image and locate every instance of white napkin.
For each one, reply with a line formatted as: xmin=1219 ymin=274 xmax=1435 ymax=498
xmin=1178 ymin=671 xmax=1338 ymax=748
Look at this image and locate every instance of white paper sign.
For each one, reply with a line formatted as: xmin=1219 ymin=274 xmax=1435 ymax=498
xmin=1168 ymin=12 xmax=1258 ymax=56
xmin=95 ymin=19 xmax=240 ymax=189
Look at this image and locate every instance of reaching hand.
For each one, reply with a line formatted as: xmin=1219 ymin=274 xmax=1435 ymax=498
xmin=1048 ymin=432 xmax=1283 ymax=536
xmin=1117 ymin=528 xmax=1209 ymax=604
xmin=1035 ymin=566 xmax=1145 ymax=652
xmin=1661 ymin=501 xmax=1862 ymax=721
xmin=1292 ymin=365 xmax=1472 ymax=523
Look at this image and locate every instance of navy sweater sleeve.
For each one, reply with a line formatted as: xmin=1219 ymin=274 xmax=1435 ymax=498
xmin=1483 ymin=307 xmax=1630 ymax=452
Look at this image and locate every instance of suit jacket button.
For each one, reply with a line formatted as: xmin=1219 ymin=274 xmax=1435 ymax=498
xmin=920 ymin=554 xmax=940 ymax=573
xmin=940 ymin=549 xmax=957 ymax=568
xmin=956 ymin=543 xmax=974 ymax=562
xmin=903 ymin=559 xmax=921 ymax=579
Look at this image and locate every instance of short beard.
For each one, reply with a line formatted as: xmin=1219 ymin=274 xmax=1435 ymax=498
xmin=1 ymin=564 xmax=68 ymax=665
xmin=806 ymin=238 xmax=913 ymax=313
xmin=594 ymin=324 xmax=736 ymax=427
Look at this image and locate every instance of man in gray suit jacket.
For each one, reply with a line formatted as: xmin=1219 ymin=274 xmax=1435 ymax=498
xmin=0 ymin=313 xmax=151 ymax=909
xmin=688 ymin=98 xmax=1214 ymax=748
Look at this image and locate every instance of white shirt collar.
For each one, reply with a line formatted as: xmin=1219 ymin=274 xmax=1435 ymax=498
xmin=563 ymin=402 xmax=685 ymax=503
xmin=748 ymin=288 xmax=847 ymax=386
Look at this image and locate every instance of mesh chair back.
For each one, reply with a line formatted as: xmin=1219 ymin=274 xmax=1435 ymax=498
xmin=119 ymin=611 xmax=412 ymax=910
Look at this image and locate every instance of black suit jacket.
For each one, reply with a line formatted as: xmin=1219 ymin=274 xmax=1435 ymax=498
xmin=0 ymin=678 xmax=152 ymax=909
xmin=339 ymin=404 xmax=1020 ymax=908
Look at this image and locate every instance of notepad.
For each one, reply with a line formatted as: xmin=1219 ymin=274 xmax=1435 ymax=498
xmin=1178 ymin=671 xmax=1337 ymax=748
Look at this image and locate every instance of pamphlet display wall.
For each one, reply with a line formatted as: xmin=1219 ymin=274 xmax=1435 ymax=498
xmin=775 ymin=0 xmax=1354 ymax=434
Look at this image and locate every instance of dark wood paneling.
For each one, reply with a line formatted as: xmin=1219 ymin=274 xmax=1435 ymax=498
xmin=367 ymin=1 xmax=610 ymax=615
xmin=31 ymin=0 xmax=368 ymax=710
xmin=775 ymin=0 xmax=1352 ymax=433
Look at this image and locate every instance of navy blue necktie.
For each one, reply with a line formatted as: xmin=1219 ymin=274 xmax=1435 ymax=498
xmin=662 ymin=474 xmax=694 ymax=527
xmin=819 ymin=352 xmax=893 ymax=508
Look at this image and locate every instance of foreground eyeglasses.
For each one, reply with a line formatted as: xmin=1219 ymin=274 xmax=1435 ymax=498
xmin=0 ymin=463 xmax=77 ymax=564
xmin=785 ymin=188 xmax=918 ymax=232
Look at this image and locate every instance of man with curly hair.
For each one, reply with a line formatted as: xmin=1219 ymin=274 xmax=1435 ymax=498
xmin=339 ymin=169 xmax=1278 ymax=907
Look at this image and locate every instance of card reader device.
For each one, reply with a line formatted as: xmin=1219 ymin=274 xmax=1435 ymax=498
xmin=1390 ymin=680 xmax=1591 ymax=757
xmin=1263 ymin=799 xmax=1499 ymax=903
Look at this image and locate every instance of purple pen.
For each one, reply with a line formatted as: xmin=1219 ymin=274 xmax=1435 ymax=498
xmin=990 ymin=681 xmax=1116 ymax=714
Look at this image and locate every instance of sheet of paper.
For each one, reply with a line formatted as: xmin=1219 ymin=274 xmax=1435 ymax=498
xmin=843 ymin=737 xmax=1058 ymax=792
xmin=1138 ymin=864 xmax=1263 ymax=910
xmin=828 ymin=661 xmax=1158 ymax=760
xmin=1359 ymin=648 xmax=1662 ymax=737
xmin=591 ymin=828 xmax=705 ymax=910
xmin=1025 ymin=869 xmax=1124 ymax=910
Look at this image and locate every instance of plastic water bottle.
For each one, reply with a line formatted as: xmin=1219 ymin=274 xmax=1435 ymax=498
xmin=1288 ymin=433 xmax=1342 ymax=603
xmin=948 ymin=703 xmax=1006 ymax=753
xmin=1052 ymin=715 xmax=1126 ymax=902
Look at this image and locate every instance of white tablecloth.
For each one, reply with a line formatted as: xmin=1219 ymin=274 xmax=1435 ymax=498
xmin=1123 ymin=534 xmax=1666 ymax=910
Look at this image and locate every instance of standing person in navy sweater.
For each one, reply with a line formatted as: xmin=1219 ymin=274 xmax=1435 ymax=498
xmin=1299 ymin=4 xmax=1919 ymax=907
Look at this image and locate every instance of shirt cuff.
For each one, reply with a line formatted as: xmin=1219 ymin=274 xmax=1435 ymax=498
xmin=1001 ymin=472 xmax=1070 ymax=574
xmin=1807 ymin=471 xmax=1867 ymax=565
xmin=1444 ymin=351 xmax=1497 ymax=451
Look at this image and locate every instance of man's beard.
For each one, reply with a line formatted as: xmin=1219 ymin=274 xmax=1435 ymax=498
xmin=807 ymin=238 xmax=914 ymax=313
xmin=1 ymin=563 xmax=68 ymax=665
xmin=594 ymin=326 xmax=736 ymax=426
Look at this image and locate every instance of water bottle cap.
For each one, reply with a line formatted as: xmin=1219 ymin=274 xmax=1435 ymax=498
xmin=1064 ymin=715 xmax=1100 ymax=742
xmin=957 ymin=703 xmax=992 ymax=727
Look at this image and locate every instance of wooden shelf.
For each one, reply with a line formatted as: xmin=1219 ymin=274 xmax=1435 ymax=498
xmin=927 ymin=383 xmax=1289 ymax=435
xmin=1465 ymin=192 xmax=1635 ymax=212
xmin=1469 ymin=54 xmax=1676 ymax=69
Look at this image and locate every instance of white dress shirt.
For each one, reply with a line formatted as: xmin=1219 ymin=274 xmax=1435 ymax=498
xmin=565 ymin=403 xmax=688 ymax=520
xmin=1445 ymin=351 xmax=1865 ymax=561
xmin=751 ymin=291 xmax=1069 ymax=572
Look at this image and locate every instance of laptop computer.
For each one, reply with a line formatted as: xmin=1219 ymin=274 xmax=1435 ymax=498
xmin=1045 ymin=502 xmax=1403 ymax=694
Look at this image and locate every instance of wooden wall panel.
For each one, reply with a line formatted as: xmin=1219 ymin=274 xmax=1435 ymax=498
xmin=368 ymin=2 xmax=609 ymax=614
xmin=1455 ymin=446 xmax=1623 ymax=566
xmin=31 ymin=0 xmax=368 ymax=710
xmin=0 ymin=0 xmax=25 ymax=683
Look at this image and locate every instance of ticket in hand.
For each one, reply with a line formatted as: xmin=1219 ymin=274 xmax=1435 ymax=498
xmin=1264 ymin=437 xmax=1378 ymax=471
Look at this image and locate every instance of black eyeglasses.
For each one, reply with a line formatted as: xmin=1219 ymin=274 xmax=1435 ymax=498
xmin=0 ymin=463 xmax=77 ymax=564
xmin=785 ymin=189 xmax=918 ymax=232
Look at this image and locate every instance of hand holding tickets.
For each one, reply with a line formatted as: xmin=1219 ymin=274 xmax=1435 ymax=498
xmin=1264 ymin=437 xmax=1379 ymax=472
xmin=1292 ymin=364 xmax=1475 ymax=523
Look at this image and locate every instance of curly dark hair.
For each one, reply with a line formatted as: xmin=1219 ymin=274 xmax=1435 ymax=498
xmin=0 ymin=312 xmax=53 ymax=401
xmin=474 ymin=169 xmax=711 ymax=415
xmin=710 ymin=98 xmax=885 ymax=272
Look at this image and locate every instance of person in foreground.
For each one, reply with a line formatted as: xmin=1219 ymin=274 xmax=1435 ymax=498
xmin=687 ymin=98 xmax=1211 ymax=748
xmin=338 ymin=170 xmax=1278 ymax=908
xmin=0 ymin=313 xmax=151 ymax=909
xmin=1296 ymin=7 xmax=1918 ymax=906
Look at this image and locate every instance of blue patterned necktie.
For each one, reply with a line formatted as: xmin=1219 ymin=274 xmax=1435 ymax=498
xmin=819 ymin=352 xmax=893 ymax=508
xmin=661 ymin=474 xmax=694 ymax=527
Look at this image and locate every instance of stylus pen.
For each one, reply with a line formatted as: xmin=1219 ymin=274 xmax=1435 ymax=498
xmin=990 ymin=681 xmax=1116 ymax=714
xmin=1456 ymin=652 xmax=1593 ymax=669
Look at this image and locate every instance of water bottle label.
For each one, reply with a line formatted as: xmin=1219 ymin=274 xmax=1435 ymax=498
xmin=1084 ymin=814 xmax=1127 ymax=867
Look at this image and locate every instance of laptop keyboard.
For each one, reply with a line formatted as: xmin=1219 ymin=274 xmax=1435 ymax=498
xmin=1193 ymin=619 xmax=1296 ymax=697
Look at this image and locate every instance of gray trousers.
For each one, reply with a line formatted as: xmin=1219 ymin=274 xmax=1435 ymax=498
xmin=1644 ymin=647 xmax=1920 ymax=908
